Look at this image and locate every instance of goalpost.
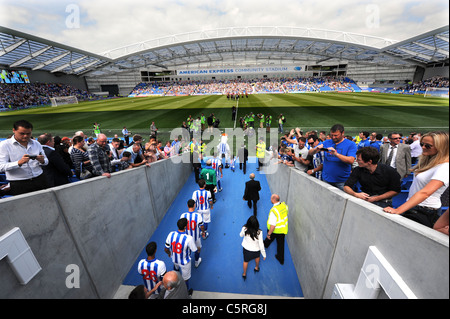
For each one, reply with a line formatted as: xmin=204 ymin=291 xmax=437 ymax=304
xmin=424 ymin=87 xmax=449 ymax=98
xmin=50 ymin=96 xmax=79 ymax=107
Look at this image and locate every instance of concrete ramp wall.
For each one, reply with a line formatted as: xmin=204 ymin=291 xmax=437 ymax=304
xmin=265 ymin=162 xmax=449 ymax=299
xmin=2 ymin=153 xmax=448 ymax=299
xmin=0 ymin=157 xmax=191 ymax=299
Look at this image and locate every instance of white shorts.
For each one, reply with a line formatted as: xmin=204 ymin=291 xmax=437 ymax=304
xmin=198 ymin=209 xmax=211 ymax=223
xmin=174 ymin=262 xmax=192 ymax=281
xmin=195 ymin=237 xmax=202 ymax=248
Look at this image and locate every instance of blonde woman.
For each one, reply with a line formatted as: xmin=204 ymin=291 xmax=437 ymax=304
xmin=384 ymin=131 xmax=449 ymax=228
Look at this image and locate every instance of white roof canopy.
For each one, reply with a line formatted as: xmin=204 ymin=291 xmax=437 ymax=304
xmin=1 ymin=25 xmax=448 ymax=77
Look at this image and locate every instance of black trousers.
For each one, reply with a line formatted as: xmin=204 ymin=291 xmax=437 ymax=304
xmin=239 ymin=161 xmax=247 ymax=174
xmin=401 ymin=205 xmax=440 ymax=228
xmin=247 ymin=199 xmax=258 ymax=216
xmin=257 ymin=157 xmax=264 ymax=170
xmin=10 ymin=173 xmax=48 ymax=196
xmin=264 ymin=232 xmax=285 ymax=264
xmin=205 ymin=184 xmax=216 ymax=201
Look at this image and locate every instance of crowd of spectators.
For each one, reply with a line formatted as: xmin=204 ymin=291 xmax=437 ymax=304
xmin=1 ymin=118 xmax=448 ymax=238
xmin=397 ymin=76 xmax=449 ymax=93
xmin=271 ymin=125 xmax=448 ymax=234
xmin=129 ymin=76 xmax=360 ymax=96
xmin=0 ymin=83 xmax=100 ymax=110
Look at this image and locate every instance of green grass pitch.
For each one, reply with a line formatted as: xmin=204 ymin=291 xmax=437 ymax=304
xmin=0 ymin=92 xmax=448 ymax=140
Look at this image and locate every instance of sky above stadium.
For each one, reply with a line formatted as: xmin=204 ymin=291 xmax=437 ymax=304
xmin=0 ymin=0 xmax=448 ymax=54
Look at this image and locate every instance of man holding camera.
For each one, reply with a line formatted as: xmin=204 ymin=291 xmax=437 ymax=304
xmin=0 ymin=120 xmax=49 ymax=195
xmin=309 ymin=124 xmax=357 ymax=190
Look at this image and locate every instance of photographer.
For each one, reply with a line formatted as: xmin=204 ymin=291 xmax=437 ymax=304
xmin=0 ymin=120 xmax=49 ymax=195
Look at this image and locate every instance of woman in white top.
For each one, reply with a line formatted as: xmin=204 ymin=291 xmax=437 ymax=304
xmin=384 ymin=131 xmax=449 ymax=228
xmin=240 ymin=216 xmax=266 ymax=280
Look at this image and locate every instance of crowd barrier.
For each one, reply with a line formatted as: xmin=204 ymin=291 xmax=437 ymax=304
xmin=0 ymin=154 xmax=192 ymax=298
xmin=1 ymin=152 xmax=448 ymax=298
xmin=265 ymin=160 xmax=449 ymax=299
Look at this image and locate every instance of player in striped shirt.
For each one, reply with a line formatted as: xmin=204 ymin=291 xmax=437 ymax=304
xmin=181 ymin=199 xmax=205 ymax=268
xmin=210 ymin=152 xmax=223 ymax=192
xmin=165 ymin=218 xmax=197 ymax=293
xmin=192 ymin=179 xmax=213 ymax=239
xmin=137 ymin=242 xmax=167 ymax=297
xmin=217 ymin=140 xmax=230 ymax=167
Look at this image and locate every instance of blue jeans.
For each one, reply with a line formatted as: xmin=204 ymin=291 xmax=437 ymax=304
xmin=327 ymin=181 xmax=345 ymax=191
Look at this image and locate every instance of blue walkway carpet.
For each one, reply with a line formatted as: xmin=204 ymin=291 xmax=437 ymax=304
xmin=123 ymin=158 xmax=303 ymax=297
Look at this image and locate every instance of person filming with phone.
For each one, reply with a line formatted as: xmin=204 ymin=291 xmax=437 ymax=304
xmin=309 ymin=124 xmax=357 ymax=190
xmin=0 ymin=120 xmax=49 ymax=195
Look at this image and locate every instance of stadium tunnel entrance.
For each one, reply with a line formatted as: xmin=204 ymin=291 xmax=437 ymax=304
xmin=119 ymin=158 xmax=304 ymax=298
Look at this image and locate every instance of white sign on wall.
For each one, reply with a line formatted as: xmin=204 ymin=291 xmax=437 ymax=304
xmin=0 ymin=227 xmax=42 ymax=285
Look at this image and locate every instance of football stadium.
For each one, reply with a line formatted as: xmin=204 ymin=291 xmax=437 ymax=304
xmin=0 ymin=1 xmax=449 ymax=305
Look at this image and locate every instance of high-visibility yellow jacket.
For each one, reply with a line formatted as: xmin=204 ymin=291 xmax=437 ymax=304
xmin=256 ymin=142 xmax=266 ymax=158
xmin=267 ymin=202 xmax=288 ymax=234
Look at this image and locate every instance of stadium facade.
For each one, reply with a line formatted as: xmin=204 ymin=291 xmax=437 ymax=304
xmin=0 ymin=25 xmax=448 ymax=97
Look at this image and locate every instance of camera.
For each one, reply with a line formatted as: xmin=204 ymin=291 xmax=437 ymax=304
xmin=320 ymin=148 xmax=329 ymax=152
xmin=28 ymin=155 xmax=37 ymax=160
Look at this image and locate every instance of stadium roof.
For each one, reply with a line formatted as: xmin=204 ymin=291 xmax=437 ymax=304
xmin=0 ymin=26 xmax=112 ymax=75
xmin=1 ymin=25 xmax=448 ymax=77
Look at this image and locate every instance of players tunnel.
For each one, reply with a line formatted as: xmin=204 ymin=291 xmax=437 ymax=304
xmin=0 ymin=152 xmax=448 ymax=299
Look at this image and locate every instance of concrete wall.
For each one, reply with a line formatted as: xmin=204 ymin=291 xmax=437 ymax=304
xmin=2 ymin=153 xmax=448 ymax=299
xmin=0 ymin=157 xmax=191 ymax=299
xmin=265 ymin=161 xmax=449 ymax=299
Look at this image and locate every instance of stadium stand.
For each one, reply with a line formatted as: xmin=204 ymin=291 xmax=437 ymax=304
xmin=367 ymin=76 xmax=449 ymax=94
xmin=128 ymin=76 xmax=362 ymax=97
xmin=0 ymin=83 xmax=103 ymax=110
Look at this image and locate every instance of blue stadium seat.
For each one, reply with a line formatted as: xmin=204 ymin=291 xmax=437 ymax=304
xmin=401 ymin=173 xmax=414 ymax=190
xmin=401 ymin=180 xmax=413 ymax=190
xmin=0 ymin=173 xmax=8 ymax=183
xmin=392 ymin=190 xmax=409 ymax=208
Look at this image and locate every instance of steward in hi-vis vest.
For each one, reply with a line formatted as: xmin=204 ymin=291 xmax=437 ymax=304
xmin=256 ymin=138 xmax=266 ymax=171
xmin=264 ymin=194 xmax=288 ymax=265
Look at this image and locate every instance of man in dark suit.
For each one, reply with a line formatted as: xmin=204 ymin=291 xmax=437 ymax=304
xmin=237 ymin=144 xmax=248 ymax=174
xmin=243 ymin=173 xmax=261 ymax=216
xmin=379 ymin=132 xmax=411 ymax=181
xmin=38 ymin=133 xmax=72 ymax=187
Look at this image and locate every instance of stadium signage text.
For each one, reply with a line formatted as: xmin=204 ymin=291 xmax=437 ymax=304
xmin=177 ymin=66 xmax=303 ymax=76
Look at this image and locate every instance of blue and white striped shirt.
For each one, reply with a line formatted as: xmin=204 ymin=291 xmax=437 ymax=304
xmin=210 ymin=157 xmax=222 ymax=177
xmin=312 ymin=144 xmax=324 ymax=180
xmin=137 ymin=258 xmax=166 ymax=294
xmin=218 ymin=142 xmax=229 ymax=156
xmin=180 ymin=212 xmax=204 ymax=242
xmin=192 ymin=189 xmax=212 ymax=211
xmin=165 ymin=231 xmax=197 ymax=265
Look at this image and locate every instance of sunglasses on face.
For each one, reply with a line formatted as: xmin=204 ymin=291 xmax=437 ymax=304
xmin=420 ymin=142 xmax=434 ymax=150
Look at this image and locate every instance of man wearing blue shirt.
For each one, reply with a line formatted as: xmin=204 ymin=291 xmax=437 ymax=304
xmin=309 ymin=124 xmax=357 ymax=190
xmin=357 ymin=131 xmax=370 ymax=150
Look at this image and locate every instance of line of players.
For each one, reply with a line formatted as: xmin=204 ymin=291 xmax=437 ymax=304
xmin=136 ymin=150 xmax=226 ymax=298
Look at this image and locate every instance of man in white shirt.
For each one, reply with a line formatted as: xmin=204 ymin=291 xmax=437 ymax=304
xmin=409 ymin=134 xmax=422 ymax=164
xmin=292 ymin=137 xmax=310 ymax=171
xmin=0 ymin=120 xmax=48 ymax=195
